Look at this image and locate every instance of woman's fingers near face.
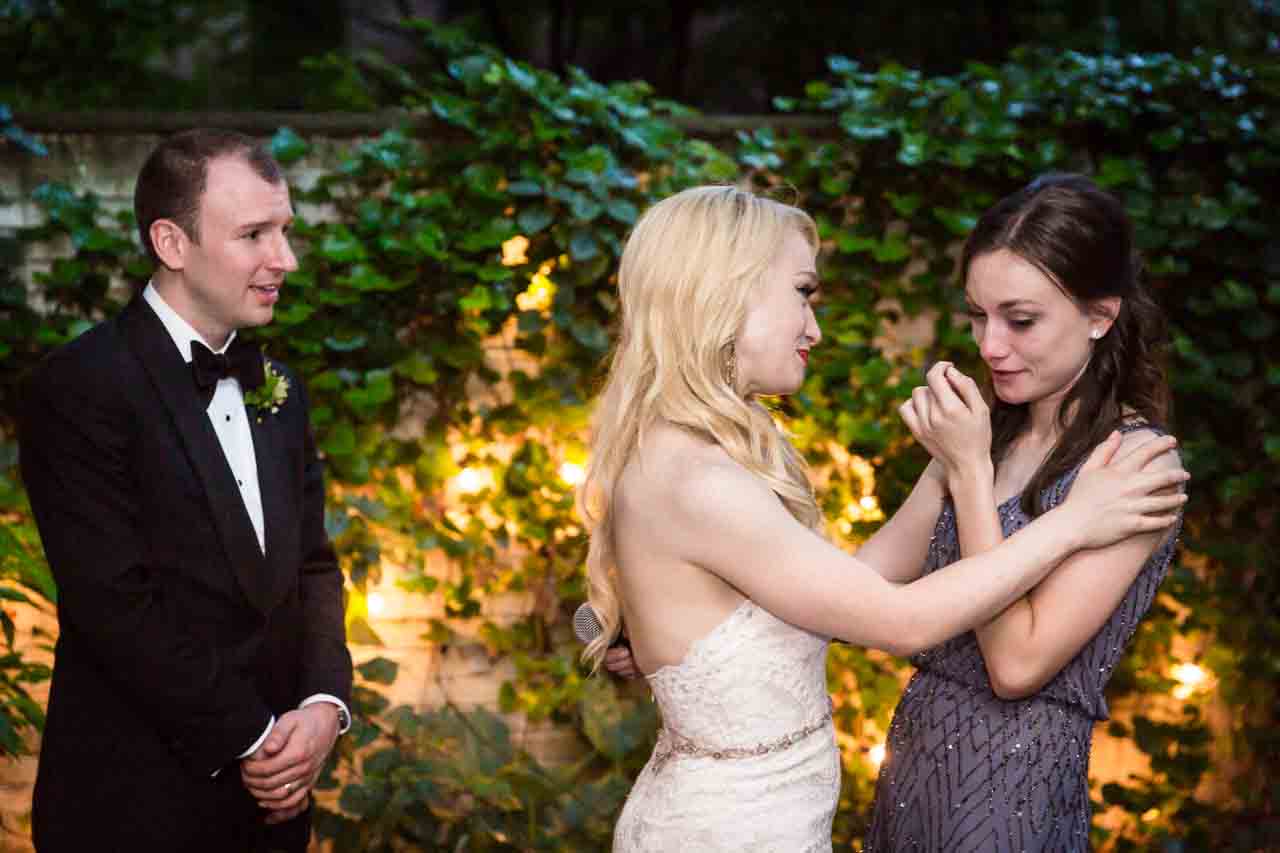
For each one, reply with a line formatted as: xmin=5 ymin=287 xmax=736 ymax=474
xmin=911 ymin=385 xmax=933 ymax=429
xmin=925 ymin=363 xmax=962 ymax=413
xmin=898 ymin=399 xmax=921 ymax=437
xmin=944 ymin=366 xmax=985 ymax=411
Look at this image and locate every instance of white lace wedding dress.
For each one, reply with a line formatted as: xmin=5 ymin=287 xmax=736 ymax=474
xmin=614 ymin=599 xmax=839 ymax=852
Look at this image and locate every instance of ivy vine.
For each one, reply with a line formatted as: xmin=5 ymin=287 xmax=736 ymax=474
xmin=0 ymin=23 xmax=1275 ymax=851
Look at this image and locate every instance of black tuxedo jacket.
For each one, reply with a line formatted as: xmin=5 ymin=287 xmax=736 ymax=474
xmin=18 ymin=296 xmax=352 ymax=851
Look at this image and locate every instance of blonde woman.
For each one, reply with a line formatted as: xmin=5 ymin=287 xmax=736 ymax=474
xmin=582 ymin=185 xmax=1186 ymax=852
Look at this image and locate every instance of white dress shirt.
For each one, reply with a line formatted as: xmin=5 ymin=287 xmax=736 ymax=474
xmin=143 ymin=284 xmax=350 ymax=762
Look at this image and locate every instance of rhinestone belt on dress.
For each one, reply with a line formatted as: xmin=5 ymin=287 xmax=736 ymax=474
xmin=651 ymin=699 xmax=834 ymax=774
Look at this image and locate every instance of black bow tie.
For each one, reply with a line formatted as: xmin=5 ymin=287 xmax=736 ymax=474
xmin=191 ymin=337 xmax=265 ymax=407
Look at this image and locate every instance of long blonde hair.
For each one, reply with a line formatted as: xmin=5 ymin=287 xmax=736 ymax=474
xmin=581 ymin=185 xmax=822 ymax=670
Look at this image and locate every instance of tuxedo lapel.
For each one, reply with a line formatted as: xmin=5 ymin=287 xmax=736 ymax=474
xmin=249 ymin=400 xmax=298 ymax=610
xmin=119 ymin=297 xmax=273 ymax=611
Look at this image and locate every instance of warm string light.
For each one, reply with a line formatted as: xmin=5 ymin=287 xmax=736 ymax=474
xmin=501 ymin=234 xmax=560 ymax=312
xmin=868 ymin=742 xmax=886 ymax=768
xmin=843 ymin=493 xmax=884 ymax=525
xmin=501 ymin=235 xmax=529 ymax=267
xmin=453 ymin=455 xmax=585 ymax=497
xmin=558 ymin=462 xmax=586 ymax=486
xmin=367 ymin=591 xmax=387 ymax=617
xmin=517 ymin=264 xmax=558 ymax=313
xmin=454 ymin=467 xmax=488 ymax=495
xmin=1170 ymin=662 xmax=1208 ymax=700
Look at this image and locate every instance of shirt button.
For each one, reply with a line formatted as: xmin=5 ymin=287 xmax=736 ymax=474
xmin=225 ymin=414 xmax=231 ymax=422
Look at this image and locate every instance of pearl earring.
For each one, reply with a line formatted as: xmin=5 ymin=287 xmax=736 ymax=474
xmin=1090 ymin=330 xmax=1101 ymax=340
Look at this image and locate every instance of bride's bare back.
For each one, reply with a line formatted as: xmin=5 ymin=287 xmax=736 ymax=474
xmin=612 ymin=422 xmax=751 ymax=676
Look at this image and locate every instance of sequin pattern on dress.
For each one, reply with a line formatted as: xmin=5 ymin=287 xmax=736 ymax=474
xmin=864 ymin=425 xmax=1182 ymax=853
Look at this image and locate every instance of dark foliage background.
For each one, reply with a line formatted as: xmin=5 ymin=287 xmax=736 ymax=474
xmin=1 ymin=5 xmax=1277 ymax=851
xmin=2 ymin=0 xmax=1278 ymax=112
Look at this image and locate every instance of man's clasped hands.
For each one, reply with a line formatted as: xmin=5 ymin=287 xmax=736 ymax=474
xmin=241 ymin=703 xmax=341 ymax=823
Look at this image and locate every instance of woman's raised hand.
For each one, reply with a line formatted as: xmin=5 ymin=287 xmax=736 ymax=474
xmin=1062 ymin=432 xmax=1188 ymax=550
xmin=898 ymin=362 xmax=992 ymax=481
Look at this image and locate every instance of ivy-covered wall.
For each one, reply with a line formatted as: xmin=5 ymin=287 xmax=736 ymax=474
xmin=1 ymin=24 xmax=1276 ymax=852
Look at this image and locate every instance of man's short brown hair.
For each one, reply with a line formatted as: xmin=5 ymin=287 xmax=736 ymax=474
xmin=134 ymin=129 xmax=284 ymax=264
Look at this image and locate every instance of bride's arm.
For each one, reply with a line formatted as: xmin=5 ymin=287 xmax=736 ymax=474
xmin=855 ymin=362 xmax=994 ymax=583
xmin=851 ymin=460 xmax=947 ymax=583
xmin=667 ymin=437 xmax=1184 ymax=655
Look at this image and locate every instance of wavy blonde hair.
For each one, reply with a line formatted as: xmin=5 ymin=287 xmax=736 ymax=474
xmin=581 ymin=185 xmax=822 ymax=670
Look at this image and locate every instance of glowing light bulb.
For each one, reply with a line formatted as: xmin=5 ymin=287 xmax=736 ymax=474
xmin=516 ymin=265 xmax=557 ymax=312
xmin=1170 ymin=662 xmax=1207 ymax=700
xmin=501 ymin=235 xmax=529 ymax=267
xmin=559 ymin=462 xmax=586 ymax=486
xmin=367 ymin=591 xmax=386 ymax=617
xmin=1171 ymin=662 xmax=1206 ymax=686
xmin=860 ymin=495 xmax=879 ymax=511
xmin=455 ymin=467 xmax=485 ymax=494
xmin=868 ymin=742 xmax=886 ymax=768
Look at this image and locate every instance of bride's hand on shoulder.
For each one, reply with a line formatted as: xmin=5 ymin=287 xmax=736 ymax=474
xmin=899 ymin=362 xmax=992 ymax=480
xmin=1063 ymin=432 xmax=1188 ymax=550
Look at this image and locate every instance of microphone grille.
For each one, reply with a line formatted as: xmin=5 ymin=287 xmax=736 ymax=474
xmin=573 ymin=601 xmax=603 ymax=645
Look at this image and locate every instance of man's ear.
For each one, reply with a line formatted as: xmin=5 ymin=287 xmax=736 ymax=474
xmin=150 ymin=219 xmax=189 ymax=271
xmin=1090 ymin=296 xmax=1122 ymax=338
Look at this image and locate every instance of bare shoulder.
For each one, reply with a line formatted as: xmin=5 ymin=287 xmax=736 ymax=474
xmin=621 ymin=424 xmax=775 ymax=528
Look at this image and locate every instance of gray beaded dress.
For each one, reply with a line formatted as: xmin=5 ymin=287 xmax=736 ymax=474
xmin=865 ymin=427 xmax=1180 ymax=852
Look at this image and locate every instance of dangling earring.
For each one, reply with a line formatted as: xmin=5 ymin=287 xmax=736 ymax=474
xmin=724 ymin=343 xmax=737 ymax=388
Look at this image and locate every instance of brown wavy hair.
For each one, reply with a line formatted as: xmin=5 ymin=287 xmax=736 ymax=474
xmin=959 ymin=173 xmax=1171 ymax=517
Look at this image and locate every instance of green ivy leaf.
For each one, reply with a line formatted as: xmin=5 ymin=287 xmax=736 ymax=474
xmin=321 ymin=421 xmax=356 ymax=457
xmin=319 ymin=228 xmax=367 ymax=262
xmin=269 ymin=126 xmax=310 ymax=164
xmin=568 ymin=230 xmax=600 ymax=261
xmin=517 ymin=207 xmax=554 ymax=234
xmin=459 ymin=285 xmax=493 ymax=312
xmin=933 ymin=207 xmax=977 ymax=236
xmin=507 ymin=180 xmax=543 ymax=196
xmin=394 ymin=353 xmax=439 ymax=384
xmin=356 ymin=657 xmax=399 ymax=685
xmin=324 ymin=334 xmax=368 ymax=352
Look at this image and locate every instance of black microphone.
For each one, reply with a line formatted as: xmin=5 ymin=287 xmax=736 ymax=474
xmin=573 ymin=601 xmax=630 ymax=649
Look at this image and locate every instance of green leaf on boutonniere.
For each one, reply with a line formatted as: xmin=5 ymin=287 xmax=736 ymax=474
xmin=244 ymin=361 xmax=290 ymax=421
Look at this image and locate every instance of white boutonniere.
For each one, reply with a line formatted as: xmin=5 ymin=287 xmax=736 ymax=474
xmin=243 ymin=360 xmax=290 ymax=422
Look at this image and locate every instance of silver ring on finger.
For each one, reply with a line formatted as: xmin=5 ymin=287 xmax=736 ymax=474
xmin=284 ymin=781 xmax=293 ymax=794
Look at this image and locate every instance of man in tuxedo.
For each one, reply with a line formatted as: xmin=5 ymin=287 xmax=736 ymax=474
xmin=18 ymin=129 xmax=353 ymax=851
